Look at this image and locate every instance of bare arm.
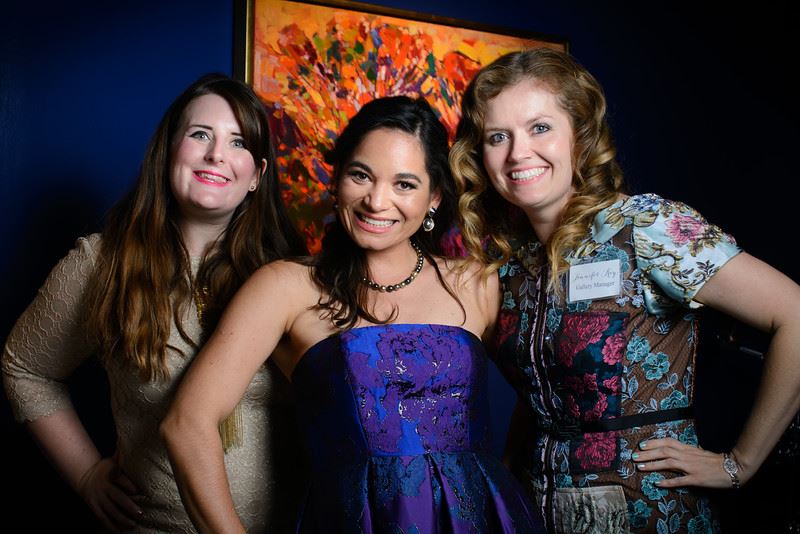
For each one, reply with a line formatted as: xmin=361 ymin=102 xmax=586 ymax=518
xmin=475 ymin=268 xmax=501 ymax=342
xmin=2 ymin=236 xmax=141 ymax=530
xmin=161 ymin=261 xmax=305 ymax=533
xmin=27 ymin=409 xmax=101 ymax=491
xmin=28 ymin=410 xmax=141 ymax=529
xmin=636 ymin=252 xmax=800 ymax=487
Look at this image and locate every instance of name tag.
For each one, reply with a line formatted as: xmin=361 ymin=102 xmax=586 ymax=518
xmin=568 ymin=259 xmax=622 ymax=303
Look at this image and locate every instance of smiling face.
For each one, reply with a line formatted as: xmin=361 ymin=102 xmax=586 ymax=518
xmin=336 ymin=127 xmax=440 ymax=254
xmin=169 ymin=93 xmax=263 ymax=225
xmin=481 ymin=79 xmax=575 ymax=227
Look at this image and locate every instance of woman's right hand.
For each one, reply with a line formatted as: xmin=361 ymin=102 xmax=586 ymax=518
xmin=77 ymin=458 xmax=142 ymax=532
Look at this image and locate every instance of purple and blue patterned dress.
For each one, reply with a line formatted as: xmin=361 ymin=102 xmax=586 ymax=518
xmin=292 ymin=323 xmax=543 ymax=533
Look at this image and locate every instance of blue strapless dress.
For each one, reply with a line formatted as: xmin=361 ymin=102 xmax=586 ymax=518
xmin=292 ymin=324 xmax=543 ymax=533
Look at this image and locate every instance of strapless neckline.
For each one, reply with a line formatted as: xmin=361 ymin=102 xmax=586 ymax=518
xmin=294 ymin=323 xmax=483 ymax=379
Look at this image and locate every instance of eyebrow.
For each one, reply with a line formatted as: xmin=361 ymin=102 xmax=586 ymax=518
xmin=346 ymin=161 xmax=373 ymax=174
xmin=397 ymin=173 xmax=422 ymax=183
xmin=187 ymin=123 xmax=243 ymax=137
xmin=485 ymin=115 xmax=554 ymax=131
xmin=347 ymin=161 xmax=422 ymax=183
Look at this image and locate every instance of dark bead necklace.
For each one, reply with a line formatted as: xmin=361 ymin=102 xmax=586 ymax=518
xmin=362 ymin=240 xmax=424 ymax=292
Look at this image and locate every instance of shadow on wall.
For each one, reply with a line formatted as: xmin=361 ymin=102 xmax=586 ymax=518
xmin=2 ymin=183 xmax=115 ymax=530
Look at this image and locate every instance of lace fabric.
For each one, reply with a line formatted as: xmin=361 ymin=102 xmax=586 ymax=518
xmin=2 ymin=234 xmax=304 ymax=532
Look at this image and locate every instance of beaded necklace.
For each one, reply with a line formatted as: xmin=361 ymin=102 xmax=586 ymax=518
xmin=361 ymin=240 xmax=424 ymax=292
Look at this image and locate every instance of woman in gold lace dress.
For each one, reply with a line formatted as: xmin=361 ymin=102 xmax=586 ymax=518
xmin=2 ymin=73 xmax=306 ymax=532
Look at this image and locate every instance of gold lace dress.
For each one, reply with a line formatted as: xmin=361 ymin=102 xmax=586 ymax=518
xmin=2 ymin=234 xmax=303 ymax=532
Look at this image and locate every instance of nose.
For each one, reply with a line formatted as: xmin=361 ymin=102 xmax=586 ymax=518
xmin=507 ymin=136 xmax=531 ymax=163
xmin=363 ymin=182 xmax=390 ymax=211
xmin=204 ymin=139 xmax=224 ymax=163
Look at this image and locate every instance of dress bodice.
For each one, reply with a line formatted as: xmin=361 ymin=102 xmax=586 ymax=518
xmin=291 ymin=324 xmax=541 ymax=533
xmin=293 ymin=324 xmax=491 ymax=463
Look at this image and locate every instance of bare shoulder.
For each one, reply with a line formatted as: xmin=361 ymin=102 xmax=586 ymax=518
xmin=240 ymin=260 xmax=317 ymax=305
xmin=256 ymin=258 xmax=309 ymax=276
xmin=433 ymin=256 xmax=500 ymax=335
xmin=437 ymin=256 xmax=498 ymax=293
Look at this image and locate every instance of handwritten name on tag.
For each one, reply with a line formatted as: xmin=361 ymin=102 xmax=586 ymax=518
xmin=568 ymin=259 xmax=622 ymax=303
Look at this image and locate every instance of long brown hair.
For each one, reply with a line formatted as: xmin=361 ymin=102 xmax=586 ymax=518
xmin=310 ymin=96 xmax=462 ymax=329
xmin=86 ymin=73 xmax=305 ymax=381
xmin=451 ymin=48 xmax=625 ymax=288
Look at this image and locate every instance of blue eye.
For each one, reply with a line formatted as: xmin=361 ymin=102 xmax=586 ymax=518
xmin=189 ymin=130 xmax=211 ymax=140
xmin=532 ymin=123 xmax=550 ymax=134
xmin=232 ymin=137 xmax=247 ymax=149
xmin=486 ymin=132 xmax=508 ymax=145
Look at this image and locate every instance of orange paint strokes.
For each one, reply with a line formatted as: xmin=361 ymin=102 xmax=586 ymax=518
xmin=251 ymin=0 xmax=558 ymax=251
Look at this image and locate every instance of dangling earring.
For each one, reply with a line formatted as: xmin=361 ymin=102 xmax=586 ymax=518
xmin=422 ymin=207 xmax=437 ymax=232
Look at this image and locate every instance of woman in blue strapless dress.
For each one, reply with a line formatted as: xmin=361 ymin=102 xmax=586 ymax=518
xmin=163 ymin=96 xmax=543 ymax=533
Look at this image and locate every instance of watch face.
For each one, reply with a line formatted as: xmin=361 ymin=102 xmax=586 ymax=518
xmin=723 ymin=456 xmax=738 ymax=475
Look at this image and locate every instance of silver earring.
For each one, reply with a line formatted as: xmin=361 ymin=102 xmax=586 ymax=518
xmin=422 ymin=207 xmax=436 ymax=232
xmin=249 ymin=184 xmax=257 ymax=192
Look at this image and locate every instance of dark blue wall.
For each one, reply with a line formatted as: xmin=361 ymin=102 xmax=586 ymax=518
xmin=2 ymin=1 xmax=797 ymax=529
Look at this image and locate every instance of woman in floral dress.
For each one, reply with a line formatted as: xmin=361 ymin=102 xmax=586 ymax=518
xmin=450 ymin=47 xmax=800 ymax=533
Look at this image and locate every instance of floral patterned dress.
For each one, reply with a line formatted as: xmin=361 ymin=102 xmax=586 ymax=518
xmin=494 ymin=194 xmax=740 ymax=533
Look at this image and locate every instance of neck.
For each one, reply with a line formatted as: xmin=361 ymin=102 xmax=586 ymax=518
xmin=524 ymin=187 xmax=574 ymax=244
xmin=527 ymin=218 xmax=557 ymax=245
xmin=364 ymin=240 xmax=420 ymax=284
xmin=178 ymin=218 xmax=229 ymax=257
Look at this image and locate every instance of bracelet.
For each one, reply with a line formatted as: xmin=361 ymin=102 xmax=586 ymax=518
xmin=722 ymin=452 xmax=741 ymax=489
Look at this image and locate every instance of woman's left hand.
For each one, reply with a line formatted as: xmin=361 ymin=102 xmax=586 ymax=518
xmin=633 ymin=438 xmax=744 ymax=489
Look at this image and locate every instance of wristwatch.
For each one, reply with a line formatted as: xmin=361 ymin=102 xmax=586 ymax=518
xmin=722 ymin=452 xmax=741 ymax=489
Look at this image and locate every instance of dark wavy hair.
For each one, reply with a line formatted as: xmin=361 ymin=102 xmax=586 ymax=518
xmin=311 ymin=95 xmax=461 ymax=328
xmin=450 ymin=48 xmax=626 ymax=289
xmin=86 ymin=73 xmax=306 ymax=380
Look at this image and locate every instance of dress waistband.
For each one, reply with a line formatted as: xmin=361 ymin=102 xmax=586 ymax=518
xmin=545 ymin=406 xmax=693 ymax=440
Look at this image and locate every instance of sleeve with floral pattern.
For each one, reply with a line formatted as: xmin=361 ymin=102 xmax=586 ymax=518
xmin=629 ymin=195 xmax=741 ymax=314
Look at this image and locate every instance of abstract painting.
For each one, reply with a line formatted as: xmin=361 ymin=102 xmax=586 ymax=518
xmin=237 ymin=0 xmax=567 ymax=251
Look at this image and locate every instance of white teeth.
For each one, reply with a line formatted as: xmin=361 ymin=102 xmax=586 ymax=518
xmin=359 ymin=214 xmax=394 ymax=227
xmin=197 ymin=172 xmax=229 ymax=183
xmin=510 ymin=168 xmax=546 ymax=181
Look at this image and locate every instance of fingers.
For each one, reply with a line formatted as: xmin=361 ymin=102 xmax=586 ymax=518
xmin=105 ymin=465 xmax=144 ymax=522
xmin=635 ymin=457 xmax=683 ymax=473
xmin=103 ymin=485 xmax=141 ymax=529
xmin=79 ymin=458 xmax=144 ymax=531
xmin=633 ymin=438 xmax=708 ymax=465
xmin=107 ymin=480 xmax=144 ymax=522
xmin=95 ymin=501 xmax=134 ymax=532
xmin=631 ymin=437 xmax=733 ymax=489
xmin=653 ymin=474 xmax=693 ymax=489
xmin=87 ymin=492 xmax=132 ymax=533
xmin=112 ymin=468 xmax=141 ymax=497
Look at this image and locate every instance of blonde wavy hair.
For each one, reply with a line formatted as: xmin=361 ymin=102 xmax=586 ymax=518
xmin=450 ymin=47 xmax=625 ymax=289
